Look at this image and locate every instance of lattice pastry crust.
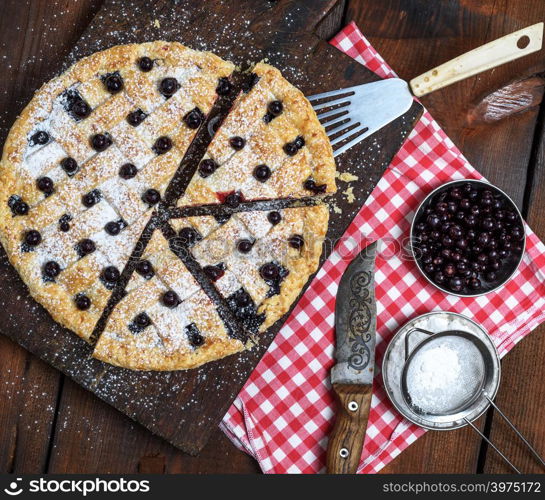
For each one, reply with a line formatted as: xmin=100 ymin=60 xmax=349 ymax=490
xmin=0 ymin=42 xmax=335 ymax=370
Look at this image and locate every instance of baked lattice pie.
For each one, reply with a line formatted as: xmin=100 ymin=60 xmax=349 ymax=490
xmin=0 ymin=42 xmax=335 ymax=370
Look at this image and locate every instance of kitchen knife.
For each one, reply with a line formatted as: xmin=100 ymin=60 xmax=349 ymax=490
xmin=326 ymin=241 xmax=377 ymax=474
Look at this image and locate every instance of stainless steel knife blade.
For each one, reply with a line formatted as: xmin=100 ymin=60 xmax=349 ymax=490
xmin=331 ymin=241 xmax=377 ymax=386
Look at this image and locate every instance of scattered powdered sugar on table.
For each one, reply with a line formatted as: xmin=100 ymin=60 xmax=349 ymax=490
xmin=405 ymin=335 xmax=485 ymax=415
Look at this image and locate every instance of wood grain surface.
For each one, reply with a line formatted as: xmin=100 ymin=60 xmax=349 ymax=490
xmin=0 ymin=0 xmax=421 ymax=467
xmin=1 ymin=0 xmax=545 ymax=474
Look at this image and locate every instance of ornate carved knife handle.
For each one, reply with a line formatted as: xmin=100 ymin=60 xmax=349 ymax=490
xmin=326 ymin=383 xmax=373 ymax=474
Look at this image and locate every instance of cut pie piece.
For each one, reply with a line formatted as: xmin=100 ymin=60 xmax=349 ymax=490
xmin=93 ymin=226 xmax=252 ymax=370
xmin=0 ymin=42 xmax=234 ymax=341
xmin=180 ymin=62 xmax=336 ymax=206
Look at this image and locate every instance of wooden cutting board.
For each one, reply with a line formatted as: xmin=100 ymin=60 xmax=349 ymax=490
xmin=0 ymin=0 xmax=422 ymax=455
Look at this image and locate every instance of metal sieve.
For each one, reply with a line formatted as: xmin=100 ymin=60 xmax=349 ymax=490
xmin=383 ymin=312 xmax=545 ymax=473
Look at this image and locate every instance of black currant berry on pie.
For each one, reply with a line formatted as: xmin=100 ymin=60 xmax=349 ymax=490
xmin=267 ymin=100 xmax=283 ymax=116
xmin=71 ymin=99 xmax=91 ymax=119
xmin=43 ymin=261 xmax=61 ymax=278
xmin=119 ymin=163 xmax=137 ymax=179
xmin=24 ymin=230 xmax=41 ymax=246
xmin=91 ymin=133 xmax=112 ymax=152
xmin=253 ymin=164 xmax=271 ymax=182
xmin=11 ymin=198 xmax=29 ymax=216
xmin=267 ymin=211 xmax=282 ymax=225
xmin=289 ymin=234 xmax=305 ymax=249
xmin=229 ymin=136 xmax=245 ymax=150
xmin=153 ymin=136 xmax=172 ymax=155
xmin=61 ymin=157 xmax=78 ymax=175
xmin=82 ymin=190 xmax=101 ymax=208
xmin=224 ymin=192 xmax=242 ymax=208
xmin=184 ymin=108 xmax=204 ymax=129
xmin=136 ymin=260 xmax=154 ymax=279
xmin=160 ymin=77 xmax=179 ymax=97
xmin=105 ymin=221 xmax=122 ymax=236
xmin=37 ymin=176 xmax=54 ymax=195
xmin=30 ymin=131 xmax=49 ymax=145
xmin=59 ymin=214 xmax=71 ymax=232
xmin=303 ymin=178 xmax=327 ymax=194
xmin=198 ymin=159 xmax=217 ymax=178
xmin=162 ymin=290 xmax=180 ymax=308
xmin=237 ymin=239 xmax=253 ymax=254
xmin=283 ymin=141 xmax=298 ymax=156
xmin=104 ymin=73 xmax=123 ymax=94
xmin=142 ymin=188 xmax=161 ymax=205
xmin=75 ymin=294 xmax=91 ymax=311
xmin=102 ymin=266 xmax=120 ymax=283
xmin=78 ymin=238 xmax=96 ymax=256
xmin=138 ymin=56 xmax=154 ymax=72
xmin=134 ymin=312 xmax=151 ymax=329
xmin=127 ymin=109 xmax=146 ymax=127
xmin=179 ymin=227 xmax=200 ymax=246
xmin=260 ymin=262 xmax=279 ymax=281
xmin=203 ymin=265 xmax=224 ymax=282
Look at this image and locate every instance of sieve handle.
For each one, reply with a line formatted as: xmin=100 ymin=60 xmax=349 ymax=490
xmin=484 ymin=395 xmax=545 ymax=469
xmin=404 ymin=327 xmax=435 ymax=361
xmin=464 ymin=418 xmax=520 ymax=473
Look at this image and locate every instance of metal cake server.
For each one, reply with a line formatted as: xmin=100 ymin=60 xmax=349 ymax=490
xmin=326 ymin=241 xmax=377 ymax=474
xmin=309 ymin=23 xmax=543 ymax=157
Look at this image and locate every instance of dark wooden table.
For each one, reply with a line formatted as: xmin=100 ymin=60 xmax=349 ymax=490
xmin=1 ymin=0 xmax=544 ymax=474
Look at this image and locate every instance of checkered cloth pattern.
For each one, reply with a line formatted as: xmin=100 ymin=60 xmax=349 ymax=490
xmin=219 ymin=22 xmax=545 ymax=473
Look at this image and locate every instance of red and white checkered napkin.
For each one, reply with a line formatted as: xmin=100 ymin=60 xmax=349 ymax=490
xmin=219 ymin=22 xmax=545 ymax=473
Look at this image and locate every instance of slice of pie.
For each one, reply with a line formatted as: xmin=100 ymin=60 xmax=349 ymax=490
xmin=0 ymin=42 xmax=335 ymax=370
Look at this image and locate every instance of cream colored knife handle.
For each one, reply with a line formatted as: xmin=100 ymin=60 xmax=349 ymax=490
xmin=410 ymin=22 xmax=544 ymax=97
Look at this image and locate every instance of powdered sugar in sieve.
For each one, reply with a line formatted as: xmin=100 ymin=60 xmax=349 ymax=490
xmin=404 ymin=335 xmax=485 ymax=415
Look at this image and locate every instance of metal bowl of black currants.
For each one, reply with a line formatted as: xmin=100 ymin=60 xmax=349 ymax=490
xmin=410 ymin=179 xmax=525 ymax=296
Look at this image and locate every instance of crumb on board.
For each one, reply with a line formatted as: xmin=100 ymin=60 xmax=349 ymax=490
xmin=335 ymin=171 xmax=359 ymax=182
xmin=343 ymin=186 xmax=355 ymax=204
xmin=153 ymin=19 xmax=160 ymax=28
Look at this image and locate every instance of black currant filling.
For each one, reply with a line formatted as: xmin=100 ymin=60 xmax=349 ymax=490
xmin=129 ymin=312 xmax=151 ymax=333
xmin=226 ymin=288 xmax=265 ymax=334
xmin=59 ymin=214 xmax=72 ymax=232
xmin=127 ymin=109 xmax=147 ymax=127
xmin=75 ymin=293 xmax=91 ymax=311
xmin=8 ymin=195 xmax=29 ymax=216
xmin=135 ymin=259 xmax=155 ymax=279
xmin=185 ymin=322 xmax=204 ymax=347
xmin=241 ymin=73 xmax=259 ymax=93
xmin=82 ymin=189 xmax=102 ymax=208
xmin=101 ymin=72 xmax=124 ymax=94
xmin=61 ymin=157 xmax=78 ymax=176
xmin=91 ymin=133 xmax=112 ymax=152
xmin=259 ymin=262 xmax=289 ymax=297
xmin=76 ymin=238 xmax=96 ymax=257
xmin=159 ymin=77 xmax=180 ymax=98
xmin=100 ymin=266 xmax=121 ymax=290
xmin=30 ymin=130 xmax=50 ymax=146
xmin=42 ymin=261 xmax=61 ymax=282
xmin=62 ymin=89 xmax=91 ymax=121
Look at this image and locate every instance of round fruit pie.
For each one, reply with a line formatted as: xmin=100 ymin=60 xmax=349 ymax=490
xmin=0 ymin=42 xmax=336 ymax=370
